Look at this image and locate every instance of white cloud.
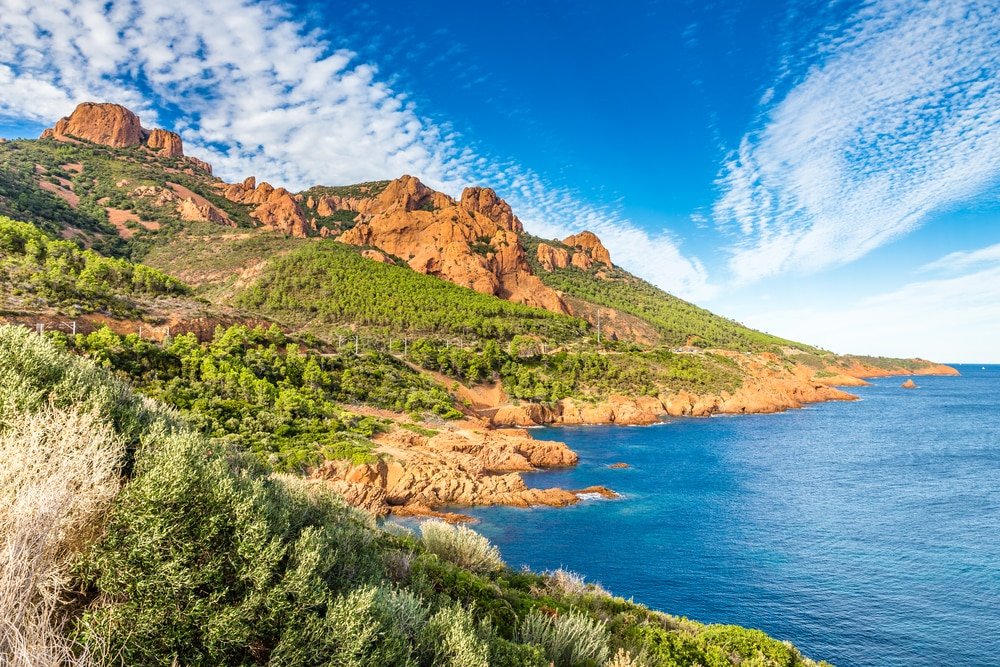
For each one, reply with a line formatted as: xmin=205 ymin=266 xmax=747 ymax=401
xmin=0 ymin=0 xmax=712 ymax=300
xmin=714 ymin=0 xmax=1000 ymax=284
xmin=734 ymin=246 xmax=1000 ymax=363
xmin=922 ymin=241 xmax=1000 ymax=273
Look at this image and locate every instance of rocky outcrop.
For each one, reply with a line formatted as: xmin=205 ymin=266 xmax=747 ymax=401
xmin=537 ymin=243 xmax=571 ymax=271
xmin=564 ymin=231 xmax=612 ymax=266
xmin=330 ymin=175 xmax=568 ymax=313
xmin=311 ymin=424 xmax=594 ymax=518
xmin=460 ymin=187 xmax=522 ymax=232
xmin=41 ymin=102 xmax=185 ymax=157
xmin=361 ymin=249 xmax=393 ymax=264
xmin=835 ymin=360 xmax=959 ymax=379
xmin=901 ymin=379 xmax=918 ymax=389
xmin=144 ymin=128 xmax=183 ymax=157
xmin=218 ymin=176 xmax=311 ymax=237
xmin=176 ymin=197 xmax=230 ymax=225
xmin=491 ymin=354 xmax=860 ymax=427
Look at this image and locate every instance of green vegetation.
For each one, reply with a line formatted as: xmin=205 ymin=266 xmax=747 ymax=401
xmin=522 ymin=234 xmax=815 ymax=353
xmin=301 ymin=180 xmax=392 ymax=200
xmin=406 ymin=338 xmax=743 ymax=401
xmin=58 ymin=323 xmax=461 ymax=471
xmin=0 ymin=325 xmax=833 ymax=666
xmin=237 ymin=240 xmax=588 ymax=340
xmin=0 ymin=138 xmax=252 ymax=261
xmin=0 ymin=215 xmax=187 ymax=316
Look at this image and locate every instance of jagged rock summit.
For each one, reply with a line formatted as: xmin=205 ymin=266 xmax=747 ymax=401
xmin=536 ymin=232 xmax=614 ymax=272
xmin=310 ymin=175 xmax=569 ymax=313
xmin=41 ymin=102 xmax=185 ymax=159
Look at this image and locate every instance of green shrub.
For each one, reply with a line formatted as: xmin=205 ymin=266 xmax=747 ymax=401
xmin=74 ymin=430 xmax=386 ymax=664
xmin=519 ymin=609 xmax=610 ymax=667
xmin=420 ymin=520 xmax=505 ymax=574
xmin=419 ymin=604 xmax=490 ymax=667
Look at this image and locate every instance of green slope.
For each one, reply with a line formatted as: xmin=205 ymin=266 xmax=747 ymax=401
xmin=1 ymin=325 xmax=833 ymax=667
xmin=236 ymin=240 xmax=589 ymax=341
xmin=521 ymin=235 xmax=818 ymax=353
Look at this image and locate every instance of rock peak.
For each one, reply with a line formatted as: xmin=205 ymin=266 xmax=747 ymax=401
xmin=41 ymin=102 xmax=185 ymax=159
xmin=563 ymin=231 xmax=612 ymax=266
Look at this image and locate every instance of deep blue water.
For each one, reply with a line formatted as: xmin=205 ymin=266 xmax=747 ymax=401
xmin=465 ymin=366 xmax=1000 ymax=667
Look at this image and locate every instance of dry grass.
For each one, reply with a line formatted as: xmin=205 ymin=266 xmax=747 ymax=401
xmin=0 ymin=407 xmax=124 ymax=667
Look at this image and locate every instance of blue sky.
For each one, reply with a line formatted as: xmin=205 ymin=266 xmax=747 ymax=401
xmin=1 ymin=0 xmax=998 ymax=361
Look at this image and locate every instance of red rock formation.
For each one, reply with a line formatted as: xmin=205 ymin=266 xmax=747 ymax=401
xmin=310 ymin=424 xmax=589 ymax=516
xmin=330 ymin=175 xmax=567 ymax=313
xmin=42 ymin=102 xmax=144 ymax=147
xmin=360 ymin=249 xmax=393 ymax=264
xmin=901 ymin=378 xmax=918 ymax=389
xmin=537 ymin=243 xmax=570 ymax=271
xmin=564 ymin=230 xmax=612 ymax=265
xmin=460 ymin=187 xmax=523 ymax=232
xmin=41 ymin=102 xmax=186 ymax=158
xmin=176 ymin=197 xmax=231 ymax=226
xmin=144 ymin=128 xmax=183 ymax=157
xmin=218 ymin=176 xmax=312 ymax=238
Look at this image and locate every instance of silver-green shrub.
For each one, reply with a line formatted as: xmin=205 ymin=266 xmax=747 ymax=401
xmin=419 ymin=520 xmax=505 ymax=574
xmin=420 ymin=604 xmax=490 ymax=667
xmin=519 ymin=609 xmax=611 ymax=667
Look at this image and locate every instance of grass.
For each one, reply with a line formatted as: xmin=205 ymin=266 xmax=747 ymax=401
xmin=0 ymin=407 xmax=123 ymax=667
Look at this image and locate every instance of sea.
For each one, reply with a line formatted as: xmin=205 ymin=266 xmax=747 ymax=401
xmin=464 ymin=365 xmax=1000 ymax=667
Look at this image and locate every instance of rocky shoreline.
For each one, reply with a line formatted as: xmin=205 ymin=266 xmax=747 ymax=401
xmin=313 ymin=355 xmax=958 ymax=520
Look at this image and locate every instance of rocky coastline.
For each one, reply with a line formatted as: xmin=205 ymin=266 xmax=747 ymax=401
xmin=312 ymin=355 xmax=958 ymax=520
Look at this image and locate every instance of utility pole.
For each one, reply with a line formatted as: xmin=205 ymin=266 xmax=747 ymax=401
xmin=596 ymin=310 xmax=602 ymax=345
xmin=403 ymin=338 xmax=408 ymax=356
xmin=355 ymin=335 xmax=359 ymax=356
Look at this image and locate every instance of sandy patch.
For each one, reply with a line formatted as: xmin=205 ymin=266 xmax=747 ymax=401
xmin=38 ymin=180 xmax=79 ymax=207
xmin=107 ymin=208 xmax=141 ymax=239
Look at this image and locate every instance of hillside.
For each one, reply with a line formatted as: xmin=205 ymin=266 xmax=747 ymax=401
xmin=0 ymin=102 xmax=957 ymax=504
xmin=1 ymin=326 xmax=836 ymax=666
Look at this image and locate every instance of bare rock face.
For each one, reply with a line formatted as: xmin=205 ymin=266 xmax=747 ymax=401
xmin=361 ymin=249 xmax=393 ymax=264
xmin=43 ymin=103 xmax=144 ymax=147
xmin=537 ymin=243 xmax=570 ymax=271
xmin=41 ymin=102 xmax=188 ymax=158
xmin=460 ymin=186 xmax=523 ymax=233
xmin=144 ymin=128 xmax=184 ymax=157
xmin=332 ymin=175 xmax=567 ymax=313
xmin=310 ymin=424 xmax=589 ymax=516
xmin=901 ymin=378 xmax=918 ymax=389
xmin=176 ymin=197 xmax=230 ymax=226
xmin=218 ymin=176 xmax=312 ymax=237
xmin=564 ymin=231 xmax=612 ymax=266
xmin=185 ymin=156 xmax=213 ymax=175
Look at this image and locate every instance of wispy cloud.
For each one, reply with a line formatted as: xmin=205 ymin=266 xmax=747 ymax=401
xmin=714 ymin=0 xmax=1000 ymax=284
xmin=741 ymin=260 xmax=1000 ymax=362
xmin=0 ymin=0 xmax=712 ymax=300
xmin=922 ymin=241 xmax=1000 ymax=274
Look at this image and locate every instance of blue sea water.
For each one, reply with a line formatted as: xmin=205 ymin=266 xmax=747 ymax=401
xmin=464 ymin=366 xmax=1000 ymax=667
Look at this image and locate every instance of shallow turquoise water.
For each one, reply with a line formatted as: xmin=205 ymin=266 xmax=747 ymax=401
xmin=464 ymin=366 xmax=1000 ymax=667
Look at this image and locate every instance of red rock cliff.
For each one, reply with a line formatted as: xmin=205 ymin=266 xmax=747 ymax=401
xmin=312 ymin=175 xmax=568 ymax=314
xmin=41 ymin=102 xmax=185 ymax=158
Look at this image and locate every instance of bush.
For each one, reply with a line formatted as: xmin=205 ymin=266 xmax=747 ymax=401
xmin=419 ymin=604 xmax=490 ymax=667
xmin=420 ymin=520 xmax=505 ymax=574
xmin=0 ymin=407 xmax=124 ymax=667
xmin=74 ymin=430 xmax=387 ymax=664
xmin=519 ymin=609 xmax=610 ymax=667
